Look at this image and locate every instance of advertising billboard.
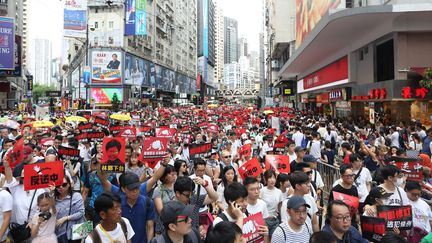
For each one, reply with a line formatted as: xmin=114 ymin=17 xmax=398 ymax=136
xmin=64 ymin=0 xmax=87 ymax=38
xmin=124 ymin=54 xmax=149 ymax=86
xmin=155 ymin=64 xmax=163 ymax=90
xmin=0 ymin=35 xmax=21 ymax=76
xmin=125 ymin=0 xmax=147 ymax=36
xmin=149 ymin=63 xmax=156 ymax=87
xmin=295 ymin=0 xmax=342 ymax=48
xmin=91 ymin=50 xmax=122 ymax=84
xmin=0 ymin=17 xmax=14 ymax=70
xmin=163 ymin=68 xmax=175 ymax=92
xmin=91 ymin=88 xmax=123 ymax=104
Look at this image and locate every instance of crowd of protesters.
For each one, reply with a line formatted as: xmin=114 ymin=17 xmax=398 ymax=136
xmin=0 ymin=105 xmax=431 ymax=243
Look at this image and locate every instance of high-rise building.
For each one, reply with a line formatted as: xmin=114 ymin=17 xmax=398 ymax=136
xmin=213 ymin=0 xmax=224 ymax=87
xmin=238 ymin=37 xmax=248 ymax=58
xmin=31 ymin=39 xmax=52 ymax=86
xmin=22 ymin=0 xmax=29 ymax=67
xmin=197 ymin=0 xmax=216 ymax=90
xmin=224 ymin=17 xmax=238 ymax=64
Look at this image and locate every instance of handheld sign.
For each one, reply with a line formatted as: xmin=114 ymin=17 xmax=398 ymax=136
xmin=155 ymin=127 xmax=176 ymax=138
xmin=58 ymin=146 xmax=81 ymax=164
xmin=242 ymin=212 xmax=265 ymax=243
xmin=7 ymin=138 xmax=24 ymax=168
xmin=119 ymin=126 xmax=137 ymax=138
xmin=189 ymin=143 xmax=212 ymax=160
xmin=377 ymin=205 xmax=413 ymax=230
xmin=391 ymin=156 xmax=423 ymax=181
xmin=101 ymin=137 xmax=126 ymax=173
xmin=93 ymin=116 xmax=109 ymax=130
xmin=238 ymin=144 xmax=252 ymax=159
xmin=238 ymin=158 xmax=263 ymax=180
xmin=360 ymin=216 xmax=386 ymax=243
xmin=24 ymin=162 xmax=64 ymax=191
xmin=265 ymin=155 xmax=290 ymax=174
xmin=140 ymin=137 xmax=168 ymax=169
xmin=332 ymin=191 xmax=359 ymax=211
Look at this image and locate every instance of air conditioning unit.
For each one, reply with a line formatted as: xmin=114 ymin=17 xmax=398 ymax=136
xmin=271 ymin=60 xmax=279 ymax=69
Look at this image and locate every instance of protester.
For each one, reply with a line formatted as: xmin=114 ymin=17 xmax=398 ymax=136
xmin=205 ymin=221 xmax=243 ymax=243
xmin=29 ymin=192 xmax=58 ymax=243
xmin=0 ymin=174 xmax=12 ymax=243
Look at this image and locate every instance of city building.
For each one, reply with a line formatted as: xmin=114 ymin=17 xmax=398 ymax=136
xmin=224 ymin=17 xmax=238 ymax=64
xmin=278 ymin=0 xmax=432 ymax=124
xmin=238 ymin=37 xmax=248 ymax=58
xmin=30 ymin=39 xmax=52 ymax=86
xmin=0 ymin=0 xmax=26 ymax=109
xmin=213 ymin=0 xmax=224 ymax=89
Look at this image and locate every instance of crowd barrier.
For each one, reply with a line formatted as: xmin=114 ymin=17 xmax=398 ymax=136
xmin=316 ymin=160 xmax=341 ymax=203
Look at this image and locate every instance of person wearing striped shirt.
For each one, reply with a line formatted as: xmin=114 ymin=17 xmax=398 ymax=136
xmin=271 ymin=196 xmax=312 ymax=243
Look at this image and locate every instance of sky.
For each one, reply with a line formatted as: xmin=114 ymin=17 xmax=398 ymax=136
xmin=219 ymin=0 xmax=263 ymax=53
xmin=28 ymin=0 xmax=264 ymax=58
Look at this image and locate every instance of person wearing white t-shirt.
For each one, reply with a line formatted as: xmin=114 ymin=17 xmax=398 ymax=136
xmin=280 ymin=171 xmax=319 ymax=233
xmin=405 ymin=181 xmax=432 ymax=233
xmin=189 ymin=159 xmax=214 ymax=213
xmin=0 ymin=174 xmax=12 ymax=242
xmin=260 ymin=171 xmax=284 ymax=236
xmin=244 ymin=177 xmax=269 ymax=218
xmin=377 ymin=165 xmax=409 ymax=206
xmin=85 ymin=192 xmax=135 ymax=243
xmin=292 ymin=128 xmax=305 ymax=147
xmin=349 ymin=154 xmax=372 ymax=210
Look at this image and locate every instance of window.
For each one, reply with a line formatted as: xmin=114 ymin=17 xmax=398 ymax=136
xmin=376 ymin=39 xmax=394 ymax=82
xmin=109 ymin=21 xmax=114 ymax=29
xmin=94 ymin=22 xmax=98 ymax=29
xmin=108 ymin=37 xmax=114 ymax=44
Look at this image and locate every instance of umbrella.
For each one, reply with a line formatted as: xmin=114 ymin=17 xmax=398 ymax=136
xmin=263 ymin=110 xmax=274 ymax=115
xmin=65 ymin=115 xmax=88 ymax=123
xmin=32 ymin=120 xmax=55 ymax=128
xmin=110 ymin=113 xmax=131 ymax=121
xmin=208 ymin=104 xmax=219 ymax=108
xmin=1 ymin=120 xmax=20 ymax=129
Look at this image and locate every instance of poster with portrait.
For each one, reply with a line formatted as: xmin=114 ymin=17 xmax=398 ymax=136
xmin=101 ymin=137 xmax=126 ymax=173
xmin=164 ymin=69 xmax=175 ymax=92
xmin=155 ymin=65 xmax=163 ymax=90
xmin=149 ymin=63 xmax=156 ymax=87
xmin=124 ymin=54 xmax=149 ymax=86
xmin=91 ymin=50 xmax=122 ymax=84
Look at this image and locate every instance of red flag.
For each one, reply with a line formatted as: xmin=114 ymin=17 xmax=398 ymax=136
xmin=332 ymin=191 xmax=359 ymax=211
xmin=238 ymin=144 xmax=252 ymax=158
xmin=265 ymin=155 xmax=290 ymax=174
xmin=7 ymin=138 xmax=24 ymax=168
xmin=140 ymin=137 xmax=168 ymax=169
xmin=238 ymin=158 xmax=263 ymax=180
xmin=24 ymin=162 xmax=64 ymax=191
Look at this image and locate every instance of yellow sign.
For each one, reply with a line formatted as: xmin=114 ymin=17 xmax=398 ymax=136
xmin=284 ymin=88 xmax=292 ymax=95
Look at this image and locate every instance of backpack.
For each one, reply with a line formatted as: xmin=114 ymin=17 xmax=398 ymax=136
xmin=151 ymin=228 xmax=200 ymax=243
xmin=90 ymin=218 xmax=128 ymax=243
xmin=301 ymin=136 xmax=308 ymax=149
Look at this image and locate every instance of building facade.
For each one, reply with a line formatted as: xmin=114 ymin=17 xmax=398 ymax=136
xmin=213 ymin=0 xmax=224 ymax=89
xmin=224 ymin=17 xmax=238 ymax=64
xmin=30 ymin=39 xmax=52 ymax=86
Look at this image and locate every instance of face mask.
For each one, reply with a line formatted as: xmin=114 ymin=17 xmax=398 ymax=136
xmin=395 ymin=177 xmax=404 ymax=187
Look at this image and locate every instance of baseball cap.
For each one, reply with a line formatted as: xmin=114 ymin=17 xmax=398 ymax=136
xmin=287 ymin=196 xmax=310 ymax=209
xmin=295 ymin=146 xmax=306 ymax=153
xmin=119 ymin=173 xmax=141 ymax=190
xmin=303 ymin=154 xmax=317 ymax=163
xmin=160 ymin=201 xmax=193 ymax=225
xmin=365 ymin=187 xmax=393 ymax=202
xmin=23 ymin=145 xmax=33 ymax=157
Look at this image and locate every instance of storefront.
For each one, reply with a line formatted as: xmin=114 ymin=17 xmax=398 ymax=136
xmin=351 ymin=80 xmax=432 ymax=125
xmin=328 ymin=88 xmax=351 ymax=118
xmin=316 ymin=92 xmax=331 ymax=115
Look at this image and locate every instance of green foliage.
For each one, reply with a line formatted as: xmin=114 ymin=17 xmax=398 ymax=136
xmin=32 ymin=84 xmax=56 ymax=103
xmin=419 ymin=68 xmax=432 ymax=89
xmin=112 ymin=92 xmax=120 ymax=111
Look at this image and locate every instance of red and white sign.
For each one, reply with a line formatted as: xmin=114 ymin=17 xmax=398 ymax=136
xmin=265 ymin=155 xmax=290 ymax=174
xmin=207 ymin=124 xmax=219 ymax=133
xmin=140 ymin=137 xmax=168 ymax=169
xmin=238 ymin=144 xmax=252 ymax=159
xmin=101 ymin=137 xmax=126 ymax=173
xmin=155 ymin=127 xmax=176 ymax=138
xmin=24 ymin=162 xmax=64 ymax=191
xmin=119 ymin=126 xmax=137 ymax=138
xmin=242 ymin=212 xmax=265 ymax=243
xmin=7 ymin=138 xmax=24 ymax=168
xmin=333 ymin=191 xmax=359 ymax=211
xmin=321 ymin=92 xmax=330 ymax=104
xmin=238 ymin=158 xmax=263 ymax=180
xmin=303 ymin=56 xmax=348 ymax=90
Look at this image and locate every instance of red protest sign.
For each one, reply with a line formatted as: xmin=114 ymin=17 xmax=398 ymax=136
xmin=24 ymin=162 xmax=64 ymax=191
xmin=101 ymin=137 xmax=126 ymax=173
xmin=78 ymin=123 xmax=92 ymax=132
xmin=207 ymin=124 xmax=219 ymax=133
xmin=189 ymin=143 xmax=212 ymax=159
xmin=141 ymin=137 xmax=168 ymax=169
xmin=238 ymin=144 xmax=252 ymax=159
xmin=242 ymin=212 xmax=265 ymax=243
xmin=109 ymin=125 xmax=123 ymax=137
xmin=58 ymin=146 xmax=81 ymax=163
xmin=377 ymin=205 xmax=413 ymax=230
xmin=391 ymin=156 xmax=423 ymax=182
xmin=155 ymin=127 xmax=176 ymax=138
xmin=119 ymin=126 xmax=137 ymax=138
xmin=265 ymin=155 xmax=290 ymax=174
xmin=273 ymin=133 xmax=289 ymax=152
xmin=7 ymin=138 xmax=24 ymax=169
xmin=333 ymin=191 xmax=359 ymax=211
xmin=87 ymin=131 xmax=105 ymax=143
xmin=361 ymin=216 xmax=386 ymax=243
xmin=238 ymin=158 xmax=263 ymax=180
xmin=94 ymin=116 xmax=110 ymax=129
xmin=138 ymin=126 xmax=152 ymax=136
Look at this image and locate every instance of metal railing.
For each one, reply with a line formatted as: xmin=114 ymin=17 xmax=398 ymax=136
xmin=316 ymin=160 xmax=341 ymax=203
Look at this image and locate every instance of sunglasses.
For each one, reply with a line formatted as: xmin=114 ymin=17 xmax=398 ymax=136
xmin=57 ymin=183 xmax=68 ymax=188
xmin=223 ymin=155 xmax=232 ymax=158
xmin=182 ymin=164 xmax=188 ymax=168
xmin=305 ymin=171 xmax=313 ymax=175
xmin=177 ymin=215 xmax=189 ymax=223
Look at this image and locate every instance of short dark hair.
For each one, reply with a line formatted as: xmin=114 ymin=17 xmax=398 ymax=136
xmin=55 ymin=135 xmax=63 ymax=141
xmin=339 ymin=163 xmax=352 ymax=175
xmin=276 ymin=173 xmax=290 ymax=189
xmin=381 ymin=165 xmax=401 ymax=180
xmin=326 ymin=200 xmax=349 ymax=224
xmin=309 ymin=231 xmax=337 ymax=243
xmin=194 ymin=158 xmax=207 ymax=168
xmin=263 ymin=170 xmax=276 ymax=182
xmin=94 ymin=192 xmax=121 ymax=216
xmin=288 ymin=171 xmax=309 ymax=189
xmin=380 ymin=232 xmax=407 ymax=243
xmin=174 ymin=176 xmax=194 ymax=193
xmin=161 ymin=164 xmax=175 ymax=183
xmin=294 ymin=162 xmax=311 ymax=172
xmin=205 ymin=221 xmax=242 ymax=243
xmin=2 ymin=138 xmax=14 ymax=147
xmin=224 ymin=182 xmax=248 ymax=204
xmin=341 ymin=142 xmax=351 ymax=150
xmin=106 ymin=139 xmax=122 ymax=151
xmin=349 ymin=153 xmax=360 ymax=163
xmin=243 ymin=176 xmax=259 ymax=188
xmin=405 ymin=180 xmax=421 ymax=192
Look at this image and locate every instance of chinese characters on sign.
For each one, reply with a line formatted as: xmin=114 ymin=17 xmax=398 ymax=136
xmin=352 ymin=88 xmax=387 ymax=100
xmin=361 ymin=216 xmax=386 ymax=243
xmin=101 ymin=137 xmax=126 ymax=173
xmin=242 ymin=212 xmax=265 ymax=243
xmin=265 ymin=155 xmax=290 ymax=174
xmin=238 ymin=158 xmax=263 ymax=180
xmin=24 ymin=162 xmax=64 ymax=191
xmin=377 ymin=205 xmax=413 ymax=231
xmin=401 ymin=86 xmax=429 ymax=99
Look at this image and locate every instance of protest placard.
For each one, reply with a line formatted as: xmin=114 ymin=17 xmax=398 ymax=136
xmin=265 ymin=155 xmax=290 ymax=174
xmin=189 ymin=143 xmax=212 ymax=159
xmin=242 ymin=212 xmax=265 ymax=243
xmin=377 ymin=205 xmax=413 ymax=230
xmin=238 ymin=158 xmax=263 ymax=180
xmin=141 ymin=137 xmax=168 ymax=169
xmin=101 ymin=137 xmax=126 ymax=173
xmin=58 ymin=146 xmax=81 ymax=163
xmin=360 ymin=216 xmax=386 ymax=243
xmin=24 ymin=162 xmax=64 ymax=191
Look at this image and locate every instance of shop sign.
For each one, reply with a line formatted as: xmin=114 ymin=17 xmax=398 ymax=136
xmin=401 ymin=86 xmax=428 ymax=99
xmin=301 ymin=94 xmax=308 ymax=103
xmin=329 ymin=89 xmax=345 ymax=101
xmin=321 ymin=92 xmax=330 ymax=104
xmin=352 ymin=88 xmax=386 ymax=100
xmin=316 ymin=95 xmax=322 ymax=103
xmin=283 ymin=88 xmax=292 ymax=95
xmin=303 ymin=56 xmax=348 ymax=90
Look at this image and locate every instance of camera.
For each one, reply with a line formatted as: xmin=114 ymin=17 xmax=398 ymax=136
xmin=39 ymin=212 xmax=52 ymax=221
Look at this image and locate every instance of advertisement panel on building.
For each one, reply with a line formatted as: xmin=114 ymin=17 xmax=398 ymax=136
xmin=0 ymin=0 xmax=7 ymax=16
xmin=64 ymin=0 xmax=87 ymax=38
xmin=163 ymin=68 xmax=175 ymax=92
xmin=155 ymin=65 xmax=163 ymax=90
xmin=125 ymin=0 xmax=147 ymax=36
xmin=91 ymin=88 xmax=123 ymax=104
xmin=303 ymin=56 xmax=348 ymax=90
xmin=0 ymin=17 xmax=14 ymax=70
xmin=203 ymin=0 xmax=209 ymax=58
xmin=124 ymin=54 xmax=149 ymax=86
xmin=295 ymin=0 xmax=342 ymax=48
xmin=91 ymin=50 xmax=122 ymax=84
xmin=190 ymin=77 xmax=197 ymax=94
xmin=0 ymin=35 xmax=21 ymax=76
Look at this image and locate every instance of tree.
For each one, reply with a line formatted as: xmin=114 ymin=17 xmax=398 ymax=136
xmin=112 ymin=92 xmax=120 ymax=111
xmin=32 ymin=84 xmax=57 ymax=103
